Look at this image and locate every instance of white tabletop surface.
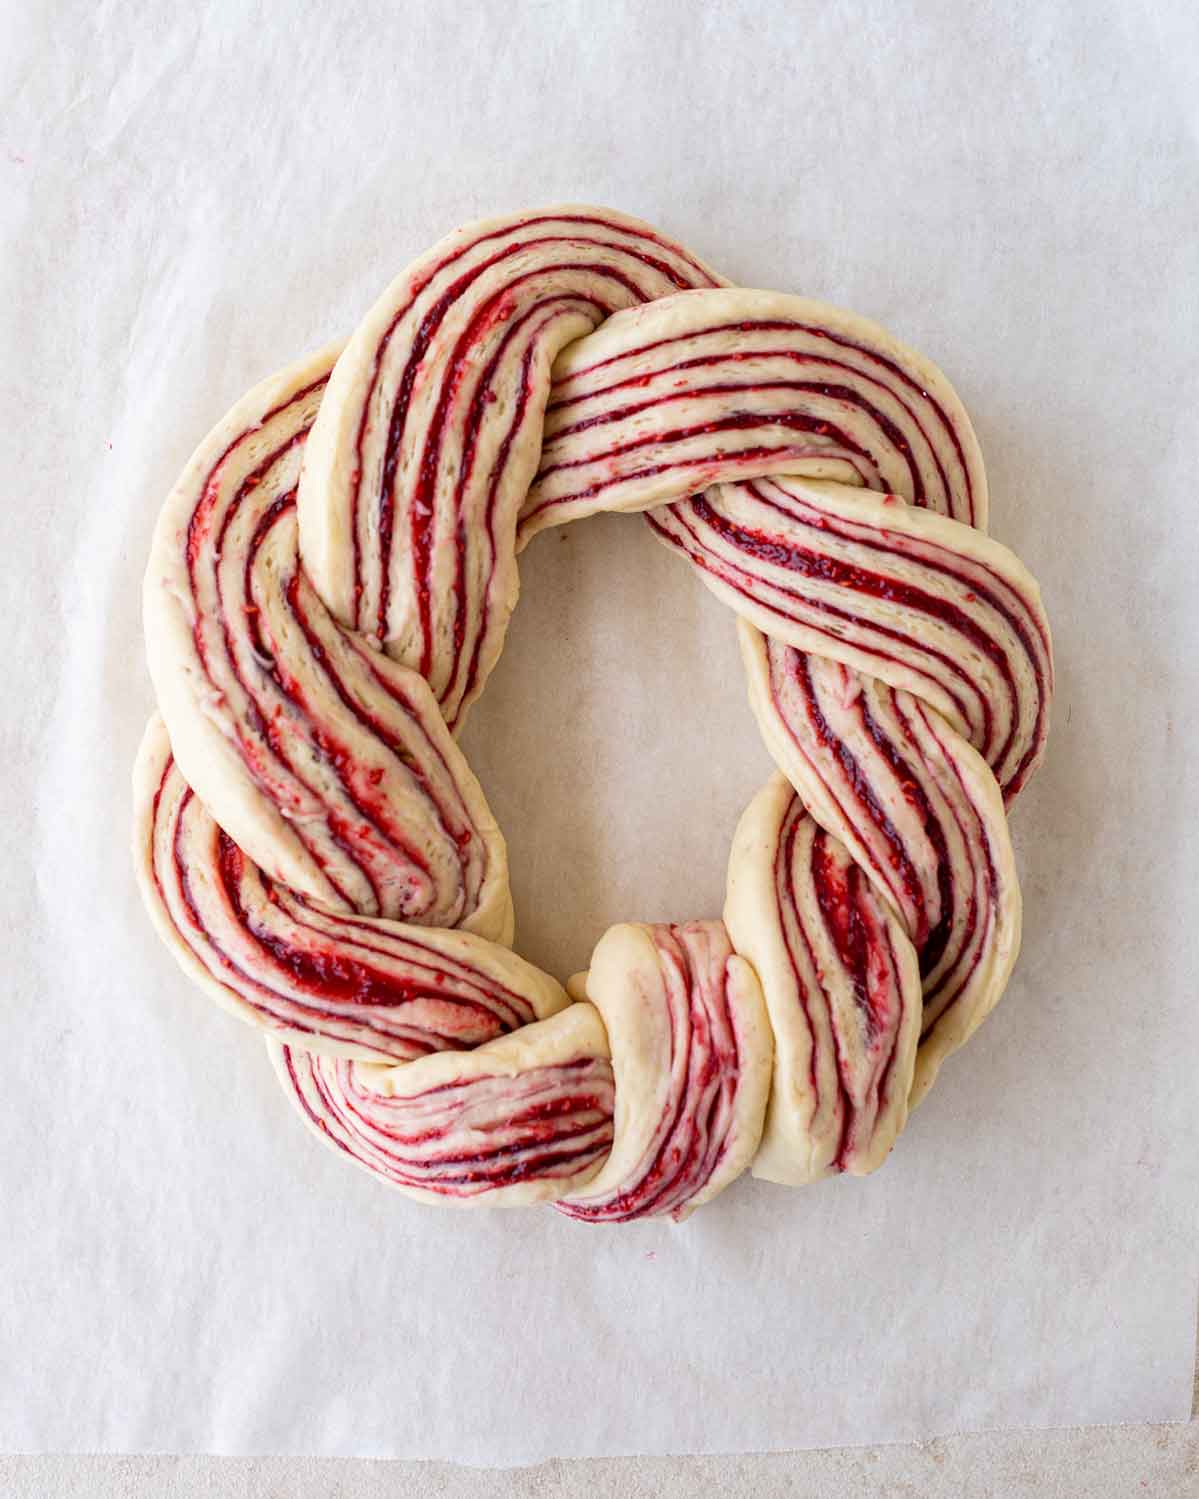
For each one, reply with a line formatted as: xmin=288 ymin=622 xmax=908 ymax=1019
xmin=3 ymin=1409 xmax=1197 ymax=1499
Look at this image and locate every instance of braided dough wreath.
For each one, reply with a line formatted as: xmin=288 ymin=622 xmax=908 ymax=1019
xmin=134 ymin=207 xmax=1052 ymax=1222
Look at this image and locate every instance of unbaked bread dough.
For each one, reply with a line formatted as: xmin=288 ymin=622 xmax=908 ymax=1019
xmin=133 ymin=206 xmax=1052 ymax=1220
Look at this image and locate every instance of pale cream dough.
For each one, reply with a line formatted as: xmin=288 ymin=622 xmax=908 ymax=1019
xmin=560 ymin=921 xmax=773 ymax=1221
xmin=724 ymin=774 xmax=922 ymax=1183
xmin=141 ymin=347 xmax=513 ymax=942
xmin=132 ymin=205 xmax=1053 ymax=1220
xmin=269 ymin=1003 xmax=614 ymax=1207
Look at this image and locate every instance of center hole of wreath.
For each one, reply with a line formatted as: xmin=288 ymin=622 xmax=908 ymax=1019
xmin=456 ymin=509 xmax=775 ymax=982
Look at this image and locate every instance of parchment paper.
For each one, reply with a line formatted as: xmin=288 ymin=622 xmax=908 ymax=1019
xmin=2 ymin=0 xmax=1196 ymax=1463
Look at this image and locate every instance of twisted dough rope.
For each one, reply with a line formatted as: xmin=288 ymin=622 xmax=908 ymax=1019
xmin=133 ymin=207 xmax=1052 ymax=1221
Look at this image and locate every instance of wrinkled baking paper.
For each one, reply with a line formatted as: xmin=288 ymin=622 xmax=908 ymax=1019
xmin=2 ymin=0 xmax=1195 ymax=1462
